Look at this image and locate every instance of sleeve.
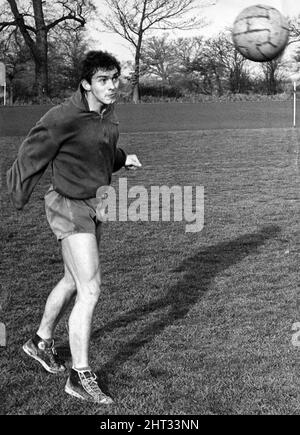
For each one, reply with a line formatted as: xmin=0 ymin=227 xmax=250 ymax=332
xmin=6 ymin=120 xmax=60 ymax=210
xmin=113 ymin=147 xmax=127 ymax=173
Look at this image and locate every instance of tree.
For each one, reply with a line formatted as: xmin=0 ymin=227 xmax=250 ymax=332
xmin=208 ymin=33 xmax=249 ymax=94
xmin=188 ymin=50 xmax=224 ymax=96
xmin=260 ymin=59 xmax=285 ymax=95
xmin=100 ymin=0 xmax=207 ymax=103
xmin=173 ymin=36 xmax=221 ymax=95
xmin=174 ymin=36 xmax=203 ymax=71
xmin=288 ymin=16 xmax=300 ymax=45
xmin=48 ymin=27 xmax=89 ymax=96
xmin=0 ymin=26 xmax=34 ymax=103
xmin=140 ymin=35 xmax=177 ymax=84
xmin=0 ymin=0 xmax=95 ymax=101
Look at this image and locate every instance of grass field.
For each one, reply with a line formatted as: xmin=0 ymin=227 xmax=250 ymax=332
xmin=0 ymin=103 xmax=300 ymax=415
xmin=0 ymin=100 xmax=298 ymax=136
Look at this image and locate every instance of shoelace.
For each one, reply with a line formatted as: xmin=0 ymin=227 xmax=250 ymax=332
xmin=44 ymin=342 xmax=61 ymax=366
xmin=80 ymin=372 xmax=104 ymax=397
xmin=50 ymin=343 xmax=57 ymax=355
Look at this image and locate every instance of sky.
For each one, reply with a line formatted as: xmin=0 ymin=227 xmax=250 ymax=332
xmin=1 ymin=0 xmax=300 ymax=62
xmin=88 ymin=0 xmax=300 ymax=62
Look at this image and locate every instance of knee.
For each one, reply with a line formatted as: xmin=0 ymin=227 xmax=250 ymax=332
xmin=62 ymin=273 xmax=77 ymax=295
xmin=78 ymin=272 xmax=101 ymax=304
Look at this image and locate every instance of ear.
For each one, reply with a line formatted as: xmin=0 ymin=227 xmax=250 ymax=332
xmin=81 ymin=79 xmax=91 ymax=92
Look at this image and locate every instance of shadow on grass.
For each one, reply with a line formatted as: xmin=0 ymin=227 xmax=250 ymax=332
xmin=92 ymin=225 xmax=280 ymax=379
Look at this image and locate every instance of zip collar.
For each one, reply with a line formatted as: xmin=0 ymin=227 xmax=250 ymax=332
xmin=70 ymin=86 xmax=114 ymax=119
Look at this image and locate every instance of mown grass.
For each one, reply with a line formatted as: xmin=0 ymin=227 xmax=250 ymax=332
xmin=0 ymin=127 xmax=299 ymax=415
xmin=0 ymin=100 xmax=297 ymax=137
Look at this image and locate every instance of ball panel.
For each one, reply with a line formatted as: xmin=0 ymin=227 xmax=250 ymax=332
xmin=232 ymin=4 xmax=289 ymax=62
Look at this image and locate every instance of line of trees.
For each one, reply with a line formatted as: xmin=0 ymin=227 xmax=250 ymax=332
xmin=138 ymin=33 xmax=292 ymax=97
xmin=1 ymin=0 xmax=300 ymax=104
xmin=0 ymin=0 xmax=209 ymax=102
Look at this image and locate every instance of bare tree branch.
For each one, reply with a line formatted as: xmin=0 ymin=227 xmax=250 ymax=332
xmin=6 ymin=0 xmax=37 ymax=53
xmin=0 ymin=20 xmax=17 ymax=32
xmin=0 ymin=0 xmax=95 ymax=100
xmin=100 ymin=0 xmax=208 ymax=102
xmin=46 ymin=13 xmax=85 ymax=31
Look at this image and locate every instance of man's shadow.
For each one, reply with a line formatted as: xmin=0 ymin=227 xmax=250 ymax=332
xmin=91 ymin=225 xmax=280 ymax=382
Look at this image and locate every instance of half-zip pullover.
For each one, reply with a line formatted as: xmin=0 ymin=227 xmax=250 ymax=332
xmin=7 ymin=88 xmax=127 ymax=210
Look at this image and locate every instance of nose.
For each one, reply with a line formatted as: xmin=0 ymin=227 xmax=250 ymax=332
xmin=108 ymin=79 xmax=117 ymax=90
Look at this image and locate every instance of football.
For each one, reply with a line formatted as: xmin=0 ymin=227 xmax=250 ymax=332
xmin=232 ymin=4 xmax=290 ymax=62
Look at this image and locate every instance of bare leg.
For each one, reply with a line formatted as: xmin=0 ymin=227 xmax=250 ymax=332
xmin=37 ymin=265 xmax=76 ymax=341
xmin=62 ymin=233 xmax=101 ymax=369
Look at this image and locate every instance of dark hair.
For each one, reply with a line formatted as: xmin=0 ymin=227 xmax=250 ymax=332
xmin=80 ymin=51 xmax=121 ymax=84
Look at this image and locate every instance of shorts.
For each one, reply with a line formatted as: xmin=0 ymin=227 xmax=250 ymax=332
xmin=44 ymin=186 xmax=103 ymax=241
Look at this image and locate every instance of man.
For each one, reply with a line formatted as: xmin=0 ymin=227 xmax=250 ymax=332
xmin=7 ymin=51 xmax=142 ymax=405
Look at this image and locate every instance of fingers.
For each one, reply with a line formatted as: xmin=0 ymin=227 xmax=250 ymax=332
xmin=125 ymin=154 xmax=142 ymax=169
xmin=130 ymin=155 xmax=142 ymax=167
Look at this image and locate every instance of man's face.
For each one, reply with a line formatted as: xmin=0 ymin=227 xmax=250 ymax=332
xmin=84 ymin=68 xmax=120 ymax=106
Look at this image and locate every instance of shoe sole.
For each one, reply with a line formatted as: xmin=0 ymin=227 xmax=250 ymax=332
xmin=22 ymin=344 xmax=65 ymax=374
xmin=65 ymin=379 xmax=114 ymax=405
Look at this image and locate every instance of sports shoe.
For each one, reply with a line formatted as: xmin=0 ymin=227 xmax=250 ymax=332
xmin=65 ymin=369 xmax=114 ymax=405
xmin=23 ymin=337 xmax=65 ymax=374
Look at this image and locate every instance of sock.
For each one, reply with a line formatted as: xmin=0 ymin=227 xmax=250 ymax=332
xmin=72 ymin=366 xmax=91 ymax=373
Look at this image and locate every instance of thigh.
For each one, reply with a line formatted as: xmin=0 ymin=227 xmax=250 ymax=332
xmin=45 ymin=188 xmax=97 ymax=242
xmin=63 ymin=263 xmax=76 ymax=289
xmin=61 ymin=233 xmax=100 ymax=287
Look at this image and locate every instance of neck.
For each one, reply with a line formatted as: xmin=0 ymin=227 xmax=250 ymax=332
xmin=85 ymin=92 xmax=105 ymax=113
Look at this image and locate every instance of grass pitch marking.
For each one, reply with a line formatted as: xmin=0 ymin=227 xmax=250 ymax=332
xmin=0 ymin=323 xmax=6 ymax=347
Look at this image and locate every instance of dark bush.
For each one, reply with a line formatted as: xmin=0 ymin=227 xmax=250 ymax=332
xmin=140 ymin=83 xmax=183 ymax=99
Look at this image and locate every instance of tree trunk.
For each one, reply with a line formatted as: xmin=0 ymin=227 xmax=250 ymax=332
xmin=132 ymin=83 xmax=140 ymax=104
xmin=132 ymin=65 xmax=140 ymax=104
xmin=131 ymin=0 xmax=148 ymax=104
xmin=268 ymin=66 xmax=277 ymax=95
xmin=229 ymin=68 xmax=241 ymax=93
xmin=8 ymin=81 xmax=13 ymax=105
xmin=132 ymin=46 xmax=142 ymax=103
xmin=34 ymin=58 xmax=48 ymax=100
xmin=32 ymin=0 xmax=49 ymax=101
xmin=33 ymin=29 xmax=49 ymax=100
xmin=213 ymin=68 xmax=223 ymax=96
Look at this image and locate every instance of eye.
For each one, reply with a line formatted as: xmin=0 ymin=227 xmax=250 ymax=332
xmin=97 ymin=75 xmax=119 ymax=85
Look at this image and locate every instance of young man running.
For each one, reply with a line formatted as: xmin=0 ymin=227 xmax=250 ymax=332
xmin=7 ymin=51 xmax=141 ymax=405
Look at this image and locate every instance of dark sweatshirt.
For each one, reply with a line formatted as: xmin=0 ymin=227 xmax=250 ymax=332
xmin=7 ymin=88 xmax=127 ymax=210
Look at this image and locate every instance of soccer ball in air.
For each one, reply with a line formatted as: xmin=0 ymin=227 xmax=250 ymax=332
xmin=232 ymin=4 xmax=289 ymax=62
